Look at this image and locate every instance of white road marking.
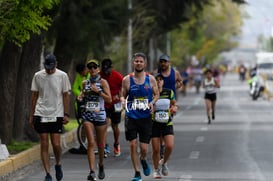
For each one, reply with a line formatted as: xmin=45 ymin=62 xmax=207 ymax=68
xmin=200 ymin=127 xmax=208 ymax=131
xmin=189 ymin=151 xmax=200 ymax=159
xmin=179 ymin=174 xmax=192 ymax=181
xmin=196 ymin=136 xmax=205 ymax=142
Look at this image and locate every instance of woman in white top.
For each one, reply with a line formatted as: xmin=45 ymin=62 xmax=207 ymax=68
xmin=202 ymin=69 xmax=220 ymax=124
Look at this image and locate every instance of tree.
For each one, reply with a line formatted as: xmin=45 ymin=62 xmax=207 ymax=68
xmin=0 ymin=0 xmax=59 ymax=143
xmin=170 ymin=0 xmax=244 ymax=67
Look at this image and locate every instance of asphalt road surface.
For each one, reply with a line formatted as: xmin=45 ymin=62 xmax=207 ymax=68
xmin=19 ymin=73 xmax=273 ymax=181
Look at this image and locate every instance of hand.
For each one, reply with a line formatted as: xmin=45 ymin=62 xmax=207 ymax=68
xmin=63 ymin=116 xmax=69 ymax=124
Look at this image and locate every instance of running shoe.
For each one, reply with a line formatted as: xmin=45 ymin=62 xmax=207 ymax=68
xmin=55 ymin=164 xmax=63 ymax=181
xmin=212 ymin=112 xmax=215 ymax=120
xmin=140 ymin=159 xmax=151 ymax=176
xmin=104 ymin=144 xmax=110 ymax=154
xmin=153 ymin=169 xmax=161 ymax=179
xmin=131 ymin=172 xmax=142 ymax=181
xmin=208 ymin=117 xmax=211 ymax=124
xmin=44 ymin=173 xmax=52 ymax=181
xmin=114 ymin=143 xmax=121 ymax=157
xmin=98 ymin=164 xmax=105 ymax=179
xmin=87 ymin=171 xmax=97 ymax=181
xmin=159 ymin=159 xmax=169 ymax=176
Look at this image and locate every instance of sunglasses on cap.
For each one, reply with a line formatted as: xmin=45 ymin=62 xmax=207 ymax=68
xmin=87 ymin=64 xmax=98 ymax=70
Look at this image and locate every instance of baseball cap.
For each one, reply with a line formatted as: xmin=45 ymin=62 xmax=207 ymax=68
xmin=44 ymin=54 xmax=56 ymax=70
xmin=87 ymin=59 xmax=99 ymax=66
xmin=159 ymin=54 xmax=170 ymax=61
xmin=102 ymin=58 xmax=112 ymax=70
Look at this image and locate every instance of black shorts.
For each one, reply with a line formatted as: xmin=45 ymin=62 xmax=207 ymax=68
xmin=151 ymin=121 xmax=174 ymax=138
xmin=33 ymin=116 xmax=63 ymax=134
xmin=204 ymin=93 xmax=217 ymax=101
xmin=125 ymin=116 xmax=152 ymax=144
xmin=105 ymin=105 xmax=122 ymax=124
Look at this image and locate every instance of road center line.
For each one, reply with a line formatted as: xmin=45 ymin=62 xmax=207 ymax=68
xmin=189 ymin=151 xmax=200 ymax=159
xmin=200 ymin=127 xmax=208 ymax=131
xmin=196 ymin=136 xmax=205 ymax=142
xmin=179 ymin=174 xmax=192 ymax=181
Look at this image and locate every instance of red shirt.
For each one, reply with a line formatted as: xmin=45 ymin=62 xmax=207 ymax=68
xmin=100 ymin=70 xmax=123 ymax=108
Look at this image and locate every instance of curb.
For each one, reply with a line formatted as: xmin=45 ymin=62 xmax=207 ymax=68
xmin=0 ymin=128 xmax=77 ymax=178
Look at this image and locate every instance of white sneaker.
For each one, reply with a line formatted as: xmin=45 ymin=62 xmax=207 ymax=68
xmin=153 ymin=169 xmax=161 ymax=179
xmin=159 ymin=159 xmax=168 ymax=176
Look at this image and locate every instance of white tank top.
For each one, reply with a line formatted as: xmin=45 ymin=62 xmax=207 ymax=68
xmin=204 ymin=77 xmax=216 ymax=94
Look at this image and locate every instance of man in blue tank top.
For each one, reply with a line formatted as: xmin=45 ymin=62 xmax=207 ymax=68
xmin=153 ymin=54 xmax=183 ymax=100
xmin=121 ymin=52 xmax=159 ymax=181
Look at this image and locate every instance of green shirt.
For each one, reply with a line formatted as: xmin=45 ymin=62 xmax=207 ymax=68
xmin=72 ymin=73 xmax=90 ymax=96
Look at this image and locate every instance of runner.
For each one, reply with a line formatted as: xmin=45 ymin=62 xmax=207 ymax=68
xmin=151 ymin=73 xmax=177 ymax=179
xmin=100 ymin=58 xmax=123 ymax=157
xmin=78 ymin=59 xmax=112 ymax=181
xmin=202 ymin=69 xmax=220 ymax=124
xmin=121 ymin=52 xmax=159 ymax=181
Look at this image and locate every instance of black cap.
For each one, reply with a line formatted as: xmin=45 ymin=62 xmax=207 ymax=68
xmin=44 ymin=54 xmax=56 ymax=70
xmin=102 ymin=58 xmax=112 ymax=70
xmin=159 ymin=54 xmax=170 ymax=61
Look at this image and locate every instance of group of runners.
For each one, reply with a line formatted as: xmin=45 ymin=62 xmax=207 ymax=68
xmin=30 ymin=52 xmax=220 ymax=181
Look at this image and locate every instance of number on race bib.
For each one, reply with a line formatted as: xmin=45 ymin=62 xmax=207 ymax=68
xmin=86 ymin=101 xmax=100 ymax=112
xmin=154 ymin=111 xmax=169 ymax=123
xmin=41 ymin=117 xmax=57 ymax=123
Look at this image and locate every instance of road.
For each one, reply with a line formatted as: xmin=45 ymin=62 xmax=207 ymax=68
xmin=19 ymin=73 xmax=273 ymax=181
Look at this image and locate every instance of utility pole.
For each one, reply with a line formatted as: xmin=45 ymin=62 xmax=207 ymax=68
xmin=127 ymin=0 xmax=132 ymax=73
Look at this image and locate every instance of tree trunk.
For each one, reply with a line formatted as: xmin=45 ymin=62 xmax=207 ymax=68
xmin=0 ymin=41 xmax=21 ymax=144
xmin=13 ymin=34 xmax=43 ymax=141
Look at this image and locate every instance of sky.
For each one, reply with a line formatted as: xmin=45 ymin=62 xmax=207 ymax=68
xmin=239 ymin=0 xmax=273 ymax=48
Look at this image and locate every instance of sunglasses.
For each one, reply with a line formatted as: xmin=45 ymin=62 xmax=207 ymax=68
xmin=87 ymin=65 xmax=98 ymax=70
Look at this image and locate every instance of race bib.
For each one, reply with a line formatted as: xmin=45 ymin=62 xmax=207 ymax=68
xmin=132 ymin=98 xmax=149 ymax=110
xmin=86 ymin=101 xmax=100 ymax=112
xmin=41 ymin=117 xmax=57 ymax=123
xmin=154 ymin=111 xmax=169 ymax=123
xmin=114 ymin=102 xmax=122 ymax=112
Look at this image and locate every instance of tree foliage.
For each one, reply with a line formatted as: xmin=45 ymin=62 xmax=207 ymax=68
xmin=170 ymin=0 xmax=243 ymax=67
xmin=0 ymin=0 xmax=59 ymax=45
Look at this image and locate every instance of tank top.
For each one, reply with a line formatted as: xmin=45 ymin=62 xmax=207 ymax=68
xmin=81 ymin=75 xmax=106 ymax=121
xmin=153 ymin=88 xmax=173 ymax=123
xmin=158 ymin=68 xmax=176 ymax=99
xmin=125 ymin=73 xmax=153 ymax=119
xmin=204 ymin=77 xmax=216 ymax=94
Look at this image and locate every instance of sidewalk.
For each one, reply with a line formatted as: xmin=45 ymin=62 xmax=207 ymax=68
xmin=0 ymin=128 xmax=78 ymax=181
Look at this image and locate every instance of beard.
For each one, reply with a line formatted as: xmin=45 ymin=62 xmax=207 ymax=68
xmin=135 ymin=68 xmax=144 ymax=73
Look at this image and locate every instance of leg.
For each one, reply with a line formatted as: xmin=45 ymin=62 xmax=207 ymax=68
xmin=205 ymin=99 xmax=212 ymax=123
xmin=40 ymin=133 xmax=50 ymax=174
xmin=112 ymin=122 xmax=120 ymax=146
xmin=211 ymin=100 xmax=216 ymax=119
xmin=50 ymin=133 xmax=62 ymax=165
xmin=83 ymin=121 xmax=96 ymax=172
xmin=130 ymin=139 xmax=140 ymax=172
xmin=95 ymin=124 xmax=107 ymax=166
xmin=51 ymin=133 xmax=63 ymax=181
xmin=162 ymin=135 xmax=174 ymax=164
xmin=104 ymin=117 xmax=111 ymax=155
xmin=95 ymin=123 xmax=107 ymax=179
xmin=151 ymin=137 xmax=161 ymax=170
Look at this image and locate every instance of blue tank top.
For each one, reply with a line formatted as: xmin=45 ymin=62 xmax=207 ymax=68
xmin=158 ymin=68 xmax=176 ymax=98
xmin=125 ymin=73 xmax=153 ymax=119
